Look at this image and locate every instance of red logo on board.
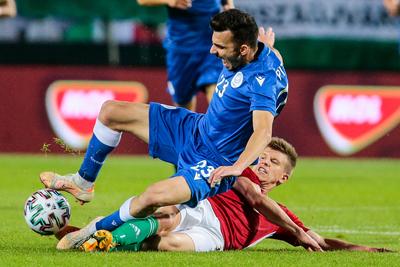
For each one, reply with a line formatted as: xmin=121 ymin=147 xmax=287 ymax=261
xmin=46 ymin=80 xmax=148 ymax=149
xmin=314 ymin=85 xmax=400 ymax=155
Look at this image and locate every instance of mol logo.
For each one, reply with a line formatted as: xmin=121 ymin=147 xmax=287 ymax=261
xmin=314 ymin=85 xmax=400 ymax=155
xmin=46 ymin=80 xmax=148 ymax=150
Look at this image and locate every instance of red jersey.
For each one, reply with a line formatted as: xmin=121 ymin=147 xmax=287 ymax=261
xmin=208 ymin=167 xmax=309 ymax=250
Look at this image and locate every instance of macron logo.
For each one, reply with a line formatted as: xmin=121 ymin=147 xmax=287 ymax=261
xmin=255 ymin=76 xmax=265 ymax=86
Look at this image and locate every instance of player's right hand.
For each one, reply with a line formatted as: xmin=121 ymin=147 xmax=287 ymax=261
xmin=208 ymin=165 xmax=243 ymax=188
xmin=168 ymin=0 xmax=192 ymax=9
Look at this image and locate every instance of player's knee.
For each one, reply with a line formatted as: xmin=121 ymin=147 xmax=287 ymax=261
xmin=134 ymin=178 xmax=190 ymax=215
xmin=140 ymin=184 xmax=167 ymax=208
xmin=98 ymin=100 xmax=119 ymax=126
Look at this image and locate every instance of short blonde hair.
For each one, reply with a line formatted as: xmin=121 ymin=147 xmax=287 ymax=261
xmin=267 ymin=137 xmax=298 ymax=172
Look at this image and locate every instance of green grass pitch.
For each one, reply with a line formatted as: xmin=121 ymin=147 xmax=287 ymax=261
xmin=0 ymin=154 xmax=399 ymax=266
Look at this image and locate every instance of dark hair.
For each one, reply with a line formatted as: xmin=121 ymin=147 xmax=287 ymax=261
xmin=268 ymin=137 xmax=298 ymax=172
xmin=210 ymin=9 xmax=258 ymax=49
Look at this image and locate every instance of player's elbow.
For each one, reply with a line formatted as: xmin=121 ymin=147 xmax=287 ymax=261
xmin=254 ymin=125 xmax=271 ymax=136
xmin=234 ymin=177 xmax=263 ymax=206
xmin=245 ymin=191 xmax=265 ymax=207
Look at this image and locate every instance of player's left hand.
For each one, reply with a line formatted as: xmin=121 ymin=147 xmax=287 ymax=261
xmin=383 ymin=0 xmax=400 ymax=16
xmin=296 ymin=230 xmax=323 ymax=252
xmin=258 ymin=26 xmax=284 ymax=63
xmin=208 ymin=165 xmax=243 ymax=188
xmin=54 ymin=225 xmax=80 ymax=240
xmin=258 ymin=26 xmax=275 ymax=48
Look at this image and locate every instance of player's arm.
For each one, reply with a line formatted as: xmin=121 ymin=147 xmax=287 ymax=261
xmin=0 ymin=0 xmax=17 ymax=18
xmin=305 ymin=230 xmax=393 ymax=252
xmin=258 ymin=26 xmax=283 ymax=64
xmin=137 ymin=0 xmax=192 ymax=9
xmin=233 ymin=177 xmax=323 ymax=252
xmin=272 ymin=227 xmax=393 ymax=252
xmin=209 ymin=110 xmax=273 ymax=187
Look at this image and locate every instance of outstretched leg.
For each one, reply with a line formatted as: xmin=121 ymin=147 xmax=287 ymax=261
xmin=95 ymin=176 xmax=191 ymax=231
xmin=57 ymin=176 xmax=192 ymax=249
xmin=40 ymin=101 xmax=150 ymax=203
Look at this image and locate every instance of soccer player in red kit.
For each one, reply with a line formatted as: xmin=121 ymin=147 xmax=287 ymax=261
xmin=78 ymin=137 xmax=390 ymax=252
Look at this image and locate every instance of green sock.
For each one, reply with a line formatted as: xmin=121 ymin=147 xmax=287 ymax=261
xmin=111 ymin=216 xmax=158 ymax=247
xmin=109 ymin=243 xmax=141 ymax=252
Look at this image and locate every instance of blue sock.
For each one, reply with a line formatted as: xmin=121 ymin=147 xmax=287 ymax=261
xmin=95 ymin=210 xmax=124 ymax=231
xmin=78 ymin=134 xmax=114 ymax=182
xmin=95 ymin=197 xmax=135 ymax=231
xmin=78 ymin=119 xmax=122 ymax=182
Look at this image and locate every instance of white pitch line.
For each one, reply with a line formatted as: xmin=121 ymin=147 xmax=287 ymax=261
xmin=312 ymin=227 xmax=400 ymax=236
xmin=292 ymin=206 xmax=400 ymax=212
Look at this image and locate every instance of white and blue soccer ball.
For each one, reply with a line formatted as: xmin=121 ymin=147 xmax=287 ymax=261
xmin=24 ymin=189 xmax=71 ymax=235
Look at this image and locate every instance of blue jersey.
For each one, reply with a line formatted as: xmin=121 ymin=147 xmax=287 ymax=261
xmin=164 ymin=0 xmax=220 ymax=52
xmin=149 ymin=43 xmax=288 ymax=207
xmin=198 ymin=43 xmax=289 ymax=163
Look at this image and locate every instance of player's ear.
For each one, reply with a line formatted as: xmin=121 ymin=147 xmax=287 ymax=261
xmin=278 ymin=173 xmax=289 ymax=185
xmin=239 ymin=44 xmax=250 ymax=56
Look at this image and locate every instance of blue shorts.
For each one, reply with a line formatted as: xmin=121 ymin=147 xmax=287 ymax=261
xmin=166 ymin=50 xmax=222 ymax=105
xmin=149 ymin=102 xmax=236 ymax=208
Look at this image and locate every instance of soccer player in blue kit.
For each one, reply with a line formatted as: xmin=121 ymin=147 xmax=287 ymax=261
xmin=40 ymin=9 xmax=321 ymax=251
xmin=137 ymin=0 xmax=234 ymax=111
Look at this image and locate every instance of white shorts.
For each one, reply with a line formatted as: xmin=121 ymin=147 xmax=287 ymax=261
xmin=174 ymin=200 xmax=224 ymax=252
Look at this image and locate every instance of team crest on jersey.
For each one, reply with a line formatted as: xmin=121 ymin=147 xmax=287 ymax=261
xmin=231 ymin=72 xmax=243 ymax=88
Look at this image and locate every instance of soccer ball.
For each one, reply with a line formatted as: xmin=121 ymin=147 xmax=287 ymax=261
xmin=24 ymin=189 xmax=71 ymax=235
